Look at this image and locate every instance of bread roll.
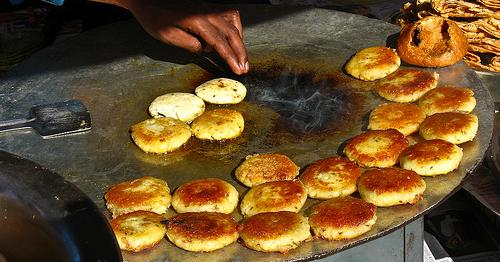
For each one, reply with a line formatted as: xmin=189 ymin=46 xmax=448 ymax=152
xmin=397 ymin=16 xmax=468 ymax=67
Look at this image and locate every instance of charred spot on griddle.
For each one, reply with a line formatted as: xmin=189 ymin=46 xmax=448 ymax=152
xmin=239 ymin=63 xmax=364 ymax=140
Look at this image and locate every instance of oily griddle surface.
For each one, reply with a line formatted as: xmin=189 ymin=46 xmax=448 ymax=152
xmin=0 ymin=6 xmax=494 ymax=262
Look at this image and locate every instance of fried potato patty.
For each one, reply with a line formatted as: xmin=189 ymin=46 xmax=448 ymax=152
xmin=148 ymin=92 xmax=205 ymax=123
xmin=191 ymin=108 xmax=244 ymax=141
xmin=171 ymin=178 xmax=238 ymax=214
xmin=344 ymin=129 xmax=409 ymax=168
xmin=308 ymin=196 xmax=377 ymax=240
xmin=368 ymin=103 xmax=426 ymax=136
xmin=376 ymin=69 xmax=439 ymax=102
xmin=345 ymin=46 xmax=401 ymax=81
xmin=110 ymin=211 xmax=166 ymax=252
xmin=418 ymin=86 xmax=476 ymax=116
xmin=357 ymin=168 xmax=426 ymax=207
xmin=105 ymin=176 xmax=171 ymax=218
xmin=165 ymin=212 xmax=239 ymax=252
xmin=240 ymin=179 xmax=307 ymax=217
xmin=235 ymin=153 xmax=300 ymax=187
xmin=400 ymin=139 xmax=463 ymax=176
xmin=130 ymin=117 xmax=192 ymax=154
xmin=419 ymin=112 xmax=478 ymax=144
xmin=240 ymin=211 xmax=311 ymax=253
xmin=195 ymin=78 xmax=247 ymax=104
xmin=300 ymin=156 xmax=361 ymax=199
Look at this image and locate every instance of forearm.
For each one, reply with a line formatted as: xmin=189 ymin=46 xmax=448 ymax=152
xmin=89 ymin=0 xmax=138 ymax=11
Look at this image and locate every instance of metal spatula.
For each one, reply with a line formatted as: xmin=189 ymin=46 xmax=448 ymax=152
xmin=0 ymin=99 xmax=91 ymax=138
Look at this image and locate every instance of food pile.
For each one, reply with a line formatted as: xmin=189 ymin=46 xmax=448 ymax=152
xmin=106 ymin=10 xmax=481 ymax=255
xmin=398 ymin=0 xmax=500 ymax=72
xmin=130 ymin=78 xmax=247 ymax=154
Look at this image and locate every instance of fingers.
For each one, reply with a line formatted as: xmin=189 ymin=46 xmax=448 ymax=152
xmin=198 ymin=24 xmax=244 ymax=75
xmin=131 ymin=0 xmax=249 ymax=75
xmin=220 ymin=9 xmax=243 ymax=39
xmin=156 ymin=26 xmax=203 ymax=54
xmin=208 ymin=16 xmax=248 ymax=73
xmin=187 ymin=17 xmax=248 ymax=75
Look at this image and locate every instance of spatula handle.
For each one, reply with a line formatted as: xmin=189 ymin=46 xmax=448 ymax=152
xmin=0 ymin=118 xmax=34 ymax=133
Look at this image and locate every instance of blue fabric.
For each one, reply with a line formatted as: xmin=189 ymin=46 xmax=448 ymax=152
xmin=41 ymin=0 xmax=64 ymax=5
xmin=9 ymin=0 xmax=64 ymax=5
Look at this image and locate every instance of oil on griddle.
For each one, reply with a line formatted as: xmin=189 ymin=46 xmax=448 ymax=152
xmin=135 ymin=51 xmax=378 ymax=167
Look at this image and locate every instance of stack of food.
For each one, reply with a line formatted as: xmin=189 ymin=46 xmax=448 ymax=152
xmin=105 ymin=11 xmax=480 ymax=255
xmin=398 ymin=0 xmax=500 ymax=72
xmin=130 ymin=78 xmax=247 ymax=154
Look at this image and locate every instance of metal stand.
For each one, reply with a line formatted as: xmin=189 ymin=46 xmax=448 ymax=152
xmin=318 ymin=218 xmax=423 ymax=262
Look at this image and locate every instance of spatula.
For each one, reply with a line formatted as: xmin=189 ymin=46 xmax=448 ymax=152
xmin=0 ymin=99 xmax=91 ymax=138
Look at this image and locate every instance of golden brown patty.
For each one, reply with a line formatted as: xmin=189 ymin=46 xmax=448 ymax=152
xmin=110 ymin=211 xmax=166 ymax=252
xmin=165 ymin=212 xmax=239 ymax=252
xmin=190 ymin=108 xmax=244 ymax=141
xmin=368 ymin=103 xmax=426 ymax=136
xmin=239 ymin=211 xmax=311 ymax=253
xmin=300 ymin=156 xmax=361 ymax=199
xmin=418 ymin=86 xmax=476 ymax=116
xmin=171 ymin=178 xmax=238 ymax=214
xmin=376 ymin=69 xmax=439 ymax=102
xmin=130 ymin=117 xmax=192 ymax=154
xmin=419 ymin=112 xmax=478 ymax=144
xmin=308 ymin=196 xmax=377 ymax=240
xmin=345 ymin=46 xmax=401 ymax=81
xmin=400 ymin=139 xmax=464 ymax=176
xmin=344 ymin=129 xmax=409 ymax=168
xmin=357 ymin=168 xmax=426 ymax=207
xmin=105 ymin=176 xmax=171 ymax=218
xmin=240 ymin=179 xmax=307 ymax=217
xmin=235 ymin=153 xmax=300 ymax=187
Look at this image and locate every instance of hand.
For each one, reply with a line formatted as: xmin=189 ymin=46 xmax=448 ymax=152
xmin=94 ymin=0 xmax=249 ymax=75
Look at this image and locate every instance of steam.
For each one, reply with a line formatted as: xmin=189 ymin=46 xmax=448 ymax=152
xmin=244 ymin=68 xmax=352 ymax=134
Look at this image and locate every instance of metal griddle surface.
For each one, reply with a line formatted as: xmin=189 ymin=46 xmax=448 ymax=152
xmin=0 ymin=5 xmax=494 ymax=262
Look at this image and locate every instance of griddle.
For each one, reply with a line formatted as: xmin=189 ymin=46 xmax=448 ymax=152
xmin=0 ymin=5 xmax=494 ymax=262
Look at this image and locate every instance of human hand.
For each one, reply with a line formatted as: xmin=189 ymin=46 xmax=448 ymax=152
xmin=98 ymin=0 xmax=249 ymax=75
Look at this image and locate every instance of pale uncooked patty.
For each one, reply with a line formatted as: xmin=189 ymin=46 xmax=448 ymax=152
xmin=148 ymin=92 xmax=205 ymax=123
xmin=195 ymin=78 xmax=247 ymax=104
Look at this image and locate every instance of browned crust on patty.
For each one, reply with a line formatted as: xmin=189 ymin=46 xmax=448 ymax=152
xmin=166 ymin=212 xmax=238 ymax=240
xmin=419 ymin=87 xmax=475 ymax=113
xmin=368 ymin=103 xmax=426 ymax=135
xmin=301 ymin=156 xmax=361 ymax=191
xmin=193 ymin=108 xmax=242 ymax=125
xmin=240 ymin=211 xmax=301 ymax=239
xmin=358 ymin=168 xmax=424 ymax=194
xmin=105 ymin=176 xmax=169 ymax=209
xmin=377 ymin=69 xmax=437 ymax=99
xmin=236 ymin=153 xmax=299 ymax=186
xmin=111 ymin=210 xmax=165 ymax=228
xmin=251 ymin=179 xmax=306 ymax=210
xmin=130 ymin=118 xmax=191 ymax=151
xmin=309 ymin=196 xmax=376 ymax=229
xmin=419 ymin=112 xmax=476 ymax=137
xmin=175 ymin=178 xmax=230 ymax=205
xmin=110 ymin=211 xmax=166 ymax=252
xmin=191 ymin=108 xmax=244 ymax=140
xmin=370 ymin=47 xmax=400 ymax=67
xmin=400 ymin=139 xmax=457 ymax=163
xmin=344 ymin=129 xmax=409 ymax=167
